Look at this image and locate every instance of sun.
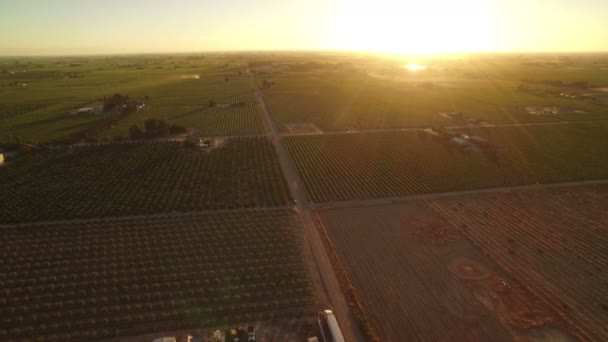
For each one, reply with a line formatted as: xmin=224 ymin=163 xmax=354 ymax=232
xmin=405 ymin=64 xmax=427 ymax=71
xmin=329 ymin=0 xmax=496 ymax=55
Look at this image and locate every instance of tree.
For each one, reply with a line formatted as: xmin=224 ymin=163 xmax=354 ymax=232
xmin=129 ymin=125 xmax=144 ymax=140
xmin=208 ymin=99 xmax=216 ymax=108
xmin=183 ymin=139 xmax=197 ymax=149
xmin=144 ymin=119 xmax=158 ymax=132
xmin=157 ymin=120 xmax=170 ymax=136
xmin=170 ymin=124 xmax=188 ymax=135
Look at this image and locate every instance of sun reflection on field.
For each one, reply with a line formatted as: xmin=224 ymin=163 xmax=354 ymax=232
xmin=405 ymin=64 xmax=427 ymax=71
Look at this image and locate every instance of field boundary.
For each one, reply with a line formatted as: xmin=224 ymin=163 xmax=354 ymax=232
xmin=311 ymin=211 xmax=381 ymax=342
xmin=0 ymin=206 xmax=294 ymax=229
xmin=312 ymin=178 xmax=608 ymax=210
xmin=280 ymin=118 xmax=608 ymax=137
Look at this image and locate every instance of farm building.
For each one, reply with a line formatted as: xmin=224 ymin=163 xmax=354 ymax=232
xmin=524 ymin=106 xmax=586 ymax=115
xmin=440 ymin=111 xmax=465 ymax=119
xmin=525 ymin=106 xmax=564 ymax=115
xmin=450 ymin=137 xmax=471 ymax=149
xmin=467 ymin=135 xmax=492 ymax=148
xmin=76 ymin=107 xmax=95 ymax=114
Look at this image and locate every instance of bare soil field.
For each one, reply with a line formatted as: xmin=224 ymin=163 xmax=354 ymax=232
xmin=430 ymin=185 xmax=608 ymax=341
xmin=317 ymin=201 xmax=578 ymax=341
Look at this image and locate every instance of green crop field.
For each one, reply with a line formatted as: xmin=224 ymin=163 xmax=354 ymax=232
xmin=263 ymin=76 xmax=607 ymax=132
xmin=101 ymin=95 xmax=265 ymax=138
xmin=284 ymin=123 xmax=608 ymax=203
xmin=0 ymin=138 xmax=292 ymax=223
xmin=0 ymin=210 xmax=313 ymax=340
xmin=0 ymin=55 xmax=250 ymax=144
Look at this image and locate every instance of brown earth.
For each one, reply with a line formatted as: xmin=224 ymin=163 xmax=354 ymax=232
xmin=317 ymin=199 xmax=577 ymax=341
xmin=430 ymin=185 xmax=608 ymax=340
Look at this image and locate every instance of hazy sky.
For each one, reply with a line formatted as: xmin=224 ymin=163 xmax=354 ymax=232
xmin=1 ymin=0 xmax=607 ymax=55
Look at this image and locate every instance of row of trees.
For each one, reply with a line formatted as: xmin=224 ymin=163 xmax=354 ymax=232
xmin=129 ymin=119 xmax=187 ymax=140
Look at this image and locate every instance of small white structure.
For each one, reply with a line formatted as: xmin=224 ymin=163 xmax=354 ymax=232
xmin=0 ymin=152 xmax=4 ymax=165
xmin=451 ymin=137 xmax=468 ymax=146
xmin=152 ymin=337 xmax=176 ymax=342
xmin=76 ymin=107 xmax=95 ymax=114
xmin=211 ymin=330 xmax=225 ymax=342
xmin=525 ymin=106 xmax=560 ymax=115
xmin=196 ymin=138 xmax=212 ymax=149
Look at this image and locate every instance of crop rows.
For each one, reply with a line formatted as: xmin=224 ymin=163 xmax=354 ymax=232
xmin=0 ymin=210 xmax=313 ymax=340
xmin=284 ymin=125 xmax=608 ymax=203
xmin=261 ymin=76 xmax=603 ymax=132
xmin=0 ymin=139 xmax=292 ymax=223
xmin=265 ymin=92 xmax=450 ymax=132
xmin=429 ymin=185 xmax=608 ymax=340
xmin=174 ymin=104 xmax=265 ymax=136
xmin=104 ymin=95 xmax=265 ymax=138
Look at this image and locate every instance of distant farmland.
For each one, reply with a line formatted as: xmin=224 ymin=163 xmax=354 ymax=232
xmin=3 ymin=52 xmax=608 ymax=341
xmin=102 ymin=95 xmax=265 ymax=138
xmin=285 ymin=124 xmax=608 ymax=203
xmin=262 ymin=74 xmax=607 ymax=132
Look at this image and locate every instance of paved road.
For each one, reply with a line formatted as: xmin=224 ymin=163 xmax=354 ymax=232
xmin=282 ymin=118 xmax=608 ymax=137
xmin=248 ymin=69 xmax=365 ymax=342
xmin=313 ymin=178 xmax=608 ymax=210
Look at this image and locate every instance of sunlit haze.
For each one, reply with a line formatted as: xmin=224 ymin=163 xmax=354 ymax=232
xmin=1 ymin=0 xmax=607 ymax=55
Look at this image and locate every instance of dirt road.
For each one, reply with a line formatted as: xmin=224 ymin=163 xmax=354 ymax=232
xmin=314 ymin=178 xmax=608 ymax=211
xmin=248 ymin=69 xmax=365 ymax=342
xmin=281 ymin=119 xmax=608 ymax=137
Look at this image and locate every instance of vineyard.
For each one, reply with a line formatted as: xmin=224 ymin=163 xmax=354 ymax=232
xmin=0 ymin=210 xmax=314 ymax=340
xmin=262 ymin=74 xmax=607 ymax=132
xmin=0 ymin=139 xmax=292 ymax=223
xmin=429 ymin=185 xmax=608 ymax=340
xmin=102 ymin=95 xmax=265 ymax=138
xmin=284 ymin=124 xmax=608 ymax=202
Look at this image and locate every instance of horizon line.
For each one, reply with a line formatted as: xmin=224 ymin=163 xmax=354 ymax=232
xmin=2 ymin=48 xmax=608 ymax=58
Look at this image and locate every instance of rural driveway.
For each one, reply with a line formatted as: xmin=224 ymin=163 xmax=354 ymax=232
xmin=248 ymin=68 xmax=365 ymax=342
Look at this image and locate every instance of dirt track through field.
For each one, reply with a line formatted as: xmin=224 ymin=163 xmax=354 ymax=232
xmin=281 ymin=118 xmax=608 ymax=137
xmin=313 ymin=178 xmax=608 ymax=210
xmin=248 ymin=68 xmax=365 ymax=341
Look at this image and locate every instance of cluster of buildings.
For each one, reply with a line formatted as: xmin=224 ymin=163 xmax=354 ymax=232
xmin=524 ymin=106 xmax=586 ymax=115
